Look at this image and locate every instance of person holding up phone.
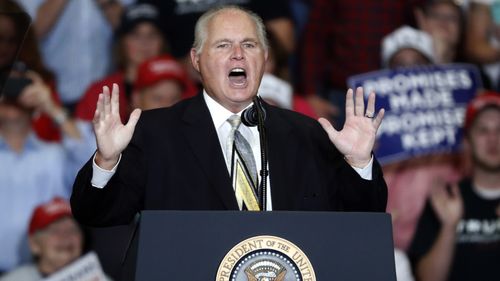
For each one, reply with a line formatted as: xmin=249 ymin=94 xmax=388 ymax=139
xmin=0 ymin=0 xmax=74 ymax=142
xmin=0 ymin=75 xmax=72 ymax=273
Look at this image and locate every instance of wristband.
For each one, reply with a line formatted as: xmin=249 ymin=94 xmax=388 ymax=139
xmin=53 ymin=108 xmax=69 ymax=126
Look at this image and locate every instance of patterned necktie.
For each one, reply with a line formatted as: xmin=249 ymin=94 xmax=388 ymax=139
xmin=227 ymin=115 xmax=259 ymax=210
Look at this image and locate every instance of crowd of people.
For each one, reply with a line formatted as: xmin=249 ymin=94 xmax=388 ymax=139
xmin=0 ymin=0 xmax=499 ymax=280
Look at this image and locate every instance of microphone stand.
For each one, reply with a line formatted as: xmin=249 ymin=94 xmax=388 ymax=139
xmin=254 ymin=96 xmax=269 ymax=211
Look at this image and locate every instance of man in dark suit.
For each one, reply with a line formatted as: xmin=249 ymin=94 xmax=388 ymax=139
xmin=70 ymin=5 xmax=387 ymax=226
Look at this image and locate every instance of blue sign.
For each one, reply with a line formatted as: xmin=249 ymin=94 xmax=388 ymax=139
xmin=348 ymin=64 xmax=482 ymax=165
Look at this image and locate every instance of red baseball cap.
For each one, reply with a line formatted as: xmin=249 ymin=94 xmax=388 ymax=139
xmin=135 ymin=55 xmax=188 ymax=91
xmin=464 ymin=91 xmax=500 ymax=131
xmin=28 ymin=197 xmax=73 ymax=235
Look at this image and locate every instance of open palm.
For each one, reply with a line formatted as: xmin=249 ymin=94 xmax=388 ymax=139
xmin=318 ymin=87 xmax=384 ymax=167
xmin=93 ymin=84 xmax=141 ymax=169
xmin=430 ymin=181 xmax=463 ymax=227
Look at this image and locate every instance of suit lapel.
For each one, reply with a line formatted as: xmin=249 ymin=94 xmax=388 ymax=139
xmin=265 ymin=106 xmax=300 ymax=210
xmin=181 ymin=95 xmax=239 ymax=210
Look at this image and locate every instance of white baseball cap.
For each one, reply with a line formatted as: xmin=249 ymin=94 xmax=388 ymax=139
xmin=381 ymin=25 xmax=435 ymax=67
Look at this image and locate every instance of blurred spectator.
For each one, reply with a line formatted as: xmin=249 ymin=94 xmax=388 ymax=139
xmin=0 ymin=19 xmax=84 ymax=267
xmin=378 ymin=24 xmax=425 ymax=271
xmin=385 ymin=156 xmax=463 ymax=251
xmin=261 ymin=29 xmax=317 ymax=118
xmin=16 ymin=0 xmax=133 ymax=110
xmin=300 ymin=0 xmax=416 ymax=125
xmin=381 ymin=25 xmax=436 ymax=68
xmin=414 ymin=0 xmax=465 ymax=64
xmin=0 ymin=0 xmax=29 ymax=87
xmin=0 ymin=87 xmax=72 ymax=273
xmin=380 ymin=25 xmax=463 ymax=251
xmin=265 ymin=29 xmax=290 ymax=82
xmin=465 ymin=0 xmax=500 ymax=89
xmin=75 ymin=3 xmax=175 ymax=123
xmin=131 ymin=55 xmax=195 ymax=110
xmin=13 ymin=68 xmax=81 ymax=141
xmin=137 ymin=0 xmax=294 ymax=83
xmin=408 ymin=92 xmax=500 ymax=281
xmin=0 ymin=0 xmax=66 ymax=142
xmin=0 ymin=198 xmax=83 ymax=281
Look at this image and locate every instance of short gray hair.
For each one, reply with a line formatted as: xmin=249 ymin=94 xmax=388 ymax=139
xmin=192 ymin=5 xmax=269 ymax=55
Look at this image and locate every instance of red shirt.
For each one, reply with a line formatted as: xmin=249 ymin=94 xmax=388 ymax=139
xmin=293 ymin=95 xmax=317 ymax=119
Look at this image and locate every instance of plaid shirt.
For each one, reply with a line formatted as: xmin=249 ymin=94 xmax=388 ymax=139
xmin=300 ymin=0 xmax=417 ymax=96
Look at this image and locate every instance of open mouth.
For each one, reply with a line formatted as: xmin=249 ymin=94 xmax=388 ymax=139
xmin=228 ymin=67 xmax=247 ymax=88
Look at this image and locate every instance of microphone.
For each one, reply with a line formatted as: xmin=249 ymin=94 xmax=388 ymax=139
xmin=241 ymin=96 xmax=269 ymax=211
xmin=241 ymin=97 xmax=266 ymax=127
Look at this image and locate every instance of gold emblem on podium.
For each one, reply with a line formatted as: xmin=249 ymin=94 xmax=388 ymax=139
xmin=216 ymin=235 xmax=316 ymax=281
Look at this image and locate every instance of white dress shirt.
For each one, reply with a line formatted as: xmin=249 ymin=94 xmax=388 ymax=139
xmin=90 ymin=91 xmax=374 ymax=211
xmin=203 ymin=92 xmax=272 ymax=210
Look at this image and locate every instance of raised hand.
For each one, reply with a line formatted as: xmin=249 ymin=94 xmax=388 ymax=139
xmin=429 ymin=180 xmax=463 ymax=228
xmin=94 ymin=84 xmax=141 ymax=170
xmin=318 ymin=87 xmax=384 ymax=168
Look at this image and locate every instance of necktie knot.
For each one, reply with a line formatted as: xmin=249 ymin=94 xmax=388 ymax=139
xmin=227 ymin=114 xmax=241 ymax=130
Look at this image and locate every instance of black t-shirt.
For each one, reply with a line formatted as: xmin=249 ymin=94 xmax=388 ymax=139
xmin=137 ymin=0 xmax=291 ymax=58
xmin=408 ymin=179 xmax=500 ymax=281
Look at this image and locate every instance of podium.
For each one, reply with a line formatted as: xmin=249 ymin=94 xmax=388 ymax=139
xmin=122 ymin=211 xmax=396 ymax=280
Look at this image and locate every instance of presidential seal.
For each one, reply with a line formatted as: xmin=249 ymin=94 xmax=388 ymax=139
xmin=216 ymin=235 xmax=316 ymax=281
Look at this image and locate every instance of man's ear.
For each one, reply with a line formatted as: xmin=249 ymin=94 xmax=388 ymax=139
xmin=190 ymin=48 xmax=200 ymax=72
xmin=29 ymin=235 xmax=41 ymax=255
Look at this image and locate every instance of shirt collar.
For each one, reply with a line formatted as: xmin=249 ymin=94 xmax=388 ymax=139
xmin=0 ymin=132 xmax=42 ymax=152
xmin=473 ymin=184 xmax=500 ymax=200
xmin=203 ymin=90 xmax=254 ymax=130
